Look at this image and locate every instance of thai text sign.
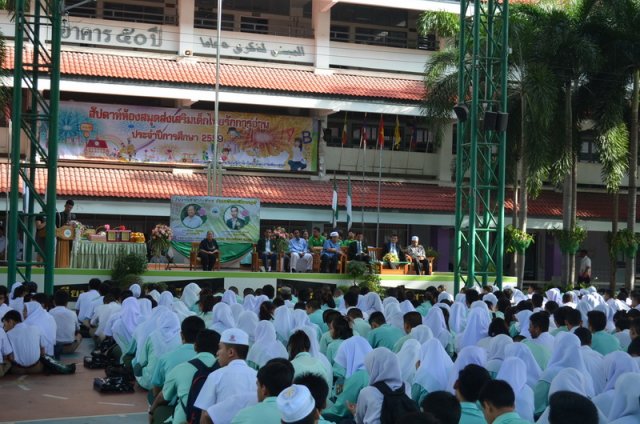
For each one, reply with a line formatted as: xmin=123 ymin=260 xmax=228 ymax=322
xmin=49 ymin=101 xmax=317 ymax=171
xmin=170 ymin=196 xmax=260 ymax=244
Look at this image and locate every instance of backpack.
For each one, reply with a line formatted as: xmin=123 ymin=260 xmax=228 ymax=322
xmin=373 ymin=381 xmax=419 ymax=424
xmin=183 ymin=358 xmax=220 ymax=424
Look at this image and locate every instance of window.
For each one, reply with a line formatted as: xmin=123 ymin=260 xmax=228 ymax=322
xmin=194 ymin=4 xmax=235 ymax=30
xmin=240 ymin=16 xmax=268 ymax=34
xmin=330 ymin=25 xmax=350 ymax=42
xmin=332 ymin=4 xmax=408 ymax=28
xmin=578 ymin=130 xmax=598 ymax=163
xmin=354 ymin=28 xmax=407 ymax=48
xmin=417 ymin=34 xmax=437 ymax=51
xmin=103 ymin=2 xmax=166 ymax=24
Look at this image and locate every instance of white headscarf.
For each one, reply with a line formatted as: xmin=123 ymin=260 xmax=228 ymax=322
xmin=111 ymin=297 xmax=142 ymax=347
xmin=383 ymin=297 xmax=399 ymax=307
xmin=180 ymin=283 xmax=201 ymax=309
xmin=438 ymin=292 xmax=454 ymax=303
xmin=414 ymin=338 xmax=453 ymax=393
xmin=366 ymin=347 xmax=403 ymax=390
xmin=133 ymin=305 xmax=168 ymax=363
xmin=448 ymin=345 xmax=487 ymax=392
xmin=237 ymin=311 xmax=259 ymax=344
xmin=549 ymin=367 xmax=591 ymax=397
xmin=546 ymin=288 xmax=562 ymax=305
xmin=129 ymin=283 xmax=141 ymax=298
xmin=399 ymin=300 xmax=416 ymax=314
xmin=595 ymin=303 xmax=616 ymax=332
xmin=9 ymin=284 xmax=24 ymax=317
xmin=581 ymin=346 xmax=607 ymax=395
xmin=409 ymin=325 xmax=433 ymax=344
xmin=243 ymin=294 xmax=256 ymax=312
xmin=515 ymin=310 xmax=533 ymax=338
xmin=274 ymin=305 xmax=294 ymax=343
xmin=138 ymin=298 xmax=152 ymax=318
xmin=455 ymin=293 xmax=466 ymax=304
xmin=253 ymin=295 xmax=269 ymax=315
xmin=158 ymin=291 xmax=174 ymax=308
xmin=449 ymin=302 xmax=467 ymax=334
xmin=483 ymin=293 xmax=498 ymax=308
xmin=397 ymin=339 xmax=421 ymax=388
xmin=496 ymin=357 xmax=534 ymax=422
xmin=292 ymin=309 xmax=312 ymax=330
xmin=148 ymin=289 xmax=160 ymax=302
xmin=423 ymin=306 xmax=449 ymax=349
xmin=576 ymin=299 xmax=593 ymax=327
xmin=209 ymin=302 xmax=236 ymax=334
xmin=221 ymin=289 xmax=238 ymax=305
xmin=24 ymin=301 xmax=56 ymax=356
xmin=485 ymin=334 xmax=513 ymax=375
xmin=456 ymin=307 xmax=489 ymax=351
xmin=230 ymin=303 xmax=245 ymax=324
xmin=512 ymin=289 xmax=528 ymax=305
xmin=172 ymin=299 xmax=196 ymax=322
xmin=148 ymin=309 xmax=181 ymax=357
xmin=247 ymin=320 xmax=288 ymax=368
xmin=603 ymin=351 xmax=640 ymax=392
xmin=607 ymin=372 xmax=640 ymax=423
xmin=334 ymin=336 xmax=372 ymax=379
xmin=504 ymin=343 xmax=541 ymax=388
xmin=300 ymin=325 xmax=332 ymax=378
xmin=384 ymin=302 xmax=405 ymax=330
xmin=541 ymin=332 xmax=594 ymax=396
xmin=361 ymin=292 xmax=383 ymax=315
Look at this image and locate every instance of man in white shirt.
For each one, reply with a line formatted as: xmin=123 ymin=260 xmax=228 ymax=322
xmin=49 ymin=290 xmax=81 ymax=359
xmin=289 ymin=230 xmax=312 ymax=273
xmin=0 ymin=326 xmax=13 ymax=376
xmin=91 ymin=292 xmax=121 ymax=342
xmin=2 ymin=310 xmax=44 ymax=374
xmin=578 ymin=249 xmax=592 ymax=285
xmin=182 ymin=204 xmax=203 ymax=228
xmin=197 ymin=328 xmax=258 ymax=424
xmin=76 ymin=278 xmax=101 ymax=326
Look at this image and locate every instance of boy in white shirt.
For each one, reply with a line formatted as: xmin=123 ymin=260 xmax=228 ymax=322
xmin=0 ymin=326 xmax=13 ymax=376
xmin=49 ymin=290 xmax=81 ymax=359
xmin=2 ymin=310 xmax=44 ymax=374
xmin=91 ymin=291 xmax=121 ymax=342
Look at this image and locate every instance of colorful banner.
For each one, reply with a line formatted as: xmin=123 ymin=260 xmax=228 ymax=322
xmin=45 ymin=101 xmax=317 ymax=171
xmin=170 ymin=196 xmax=260 ymax=243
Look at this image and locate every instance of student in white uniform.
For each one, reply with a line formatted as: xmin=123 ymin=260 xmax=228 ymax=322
xmin=91 ymin=291 xmax=121 ymax=342
xmin=196 ymin=328 xmax=258 ymax=424
xmin=2 ymin=310 xmax=44 ymax=374
xmin=76 ymin=278 xmax=101 ymax=325
xmin=49 ymin=290 xmax=81 ymax=359
xmin=23 ymin=301 xmax=57 ymax=357
xmin=277 ymin=384 xmax=318 ymax=424
xmin=0 ymin=324 xmax=13 ymax=376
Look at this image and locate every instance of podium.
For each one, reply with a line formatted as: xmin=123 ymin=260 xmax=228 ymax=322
xmin=55 ymin=226 xmax=74 ymax=268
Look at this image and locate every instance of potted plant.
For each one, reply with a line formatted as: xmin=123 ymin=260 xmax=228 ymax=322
xmin=424 ymin=246 xmax=439 ymax=274
xmin=552 ymin=225 xmax=587 ymax=254
xmin=610 ymin=228 xmax=640 ymax=258
xmin=346 ymin=261 xmax=367 ymax=285
xmin=111 ymin=252 xmax=148 ymax=288
xmin=505 ymin=225 xmax=534 ymax=253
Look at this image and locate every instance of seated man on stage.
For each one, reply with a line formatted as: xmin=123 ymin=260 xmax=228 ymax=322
xmin=406 ymin=236 xmax=428 ymax=275
xmin=382 ymin=233 xmax=406 ymax=269
xmin=257 ymin=228 xmax=278 ymax=272
xmin=289 ymin=229 xmax=312 ymax=272
xmin=198 ymin=231 xmax=219 ymax=271
xmin=321 ymin=232 xmax=341 ymax=273
xmin=348 ymin=232 xmax=370 ymax=263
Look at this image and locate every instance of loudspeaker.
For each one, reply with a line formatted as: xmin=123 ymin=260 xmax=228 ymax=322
xmin=483 ymin=111 xmax=497 ymax=132
xmin=453 ymin=104 xmax=469 ymax=122
xmin=495 ymin=112 xmax=509 ymax=132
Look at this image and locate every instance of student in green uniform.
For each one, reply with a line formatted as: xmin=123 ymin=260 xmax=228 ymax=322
xmin=393 ymin=311 xmax=423 ymax=353
xmin=325 ymin=315 xmax=353 ymax=367
xmin=232 ymin=358 xmax=295 ymax=424
xmin=347 ymin=308 xmax=371 ymax=339
xmin=588 ymin=310 xmax=621 ymax=355
xmin=306 ymin=300 xmax=327 ymax=334
xmin=550 ymin=306 xmax=570 ymax=336
xmin=293 ymin=373 xmax=334 ymax=424
xmin=455 ymin=364 xmax=491 ymax=424
xmin=421 ymin=391 xmax=462 ymax=424
xmin=367 ymin=311 xmax=404 ymax=350
xmin=319 ymin=310 xmax=341 ymax=354
xmin=478 ymin=380 xmax=532 ymax=424
xmin=149 ymin=329 xmax=220 ymax=424
xmin=548 ymin=391 xmax=598 ymax=424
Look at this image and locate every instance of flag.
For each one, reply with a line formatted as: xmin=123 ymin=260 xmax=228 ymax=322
xmin=409 ymin=121 xmax=417 ymax=151
xmin=393 ymin=115 xmax=401 ymax=150
xmin=331 ymin=179 xmax=338 ymax=228
xmin=360 ymin=113 xmax=368 ymax=149
xmin=378 ymin=114 xmax=385 ymax=148
xmin=346 ymin=175 xmax=352 ymax=231
xmin=341 ymin=112 xmax=348 ymax=146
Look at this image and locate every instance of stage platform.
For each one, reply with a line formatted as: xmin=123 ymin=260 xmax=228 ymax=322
xmin=0 ymin=267 xmax=517 ymax=293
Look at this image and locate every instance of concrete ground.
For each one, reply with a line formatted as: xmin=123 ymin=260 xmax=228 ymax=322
xmin=0 ymin=339 xmax=148 ymax=424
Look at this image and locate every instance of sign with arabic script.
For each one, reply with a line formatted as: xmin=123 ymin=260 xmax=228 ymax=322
xmin=43 ymin=101 xmax=318 ymax=172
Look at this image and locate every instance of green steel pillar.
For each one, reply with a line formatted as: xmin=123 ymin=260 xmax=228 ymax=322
xmin=8 ymin=0 xmax=61 ymax=294
xmin=454 ymin=0 xmax=509 ymax=293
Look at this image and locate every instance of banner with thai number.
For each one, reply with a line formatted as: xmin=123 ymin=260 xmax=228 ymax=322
xmin=47 ymin=101 xmax=317 ymax=171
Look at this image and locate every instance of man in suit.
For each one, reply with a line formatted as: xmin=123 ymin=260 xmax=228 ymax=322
xmin=347 ymin=232 xmax=370 ymax=263
xmin=257 ymin=228 xmax=278 ymax=272
xmin=382 ymin=233 xmax=405 ymax=269
xmin=225 ymin=206 xmax=245 ymax=230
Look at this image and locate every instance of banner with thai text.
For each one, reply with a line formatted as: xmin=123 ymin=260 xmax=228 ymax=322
xmin=48 ymin=101 xmax=317 ymax=171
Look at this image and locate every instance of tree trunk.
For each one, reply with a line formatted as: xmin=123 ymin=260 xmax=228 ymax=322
xmin=561 ymin=81 xmax=573 ymax=287
xmin=570 ymin=151 xmax=577 ymax=286
xmin=610 ymin=192 xmax=619 ymax=292
xmin=515 ymin=92 xmax=527 ymax=288
xmin=626 ymin=70 xmax=639 ymax=291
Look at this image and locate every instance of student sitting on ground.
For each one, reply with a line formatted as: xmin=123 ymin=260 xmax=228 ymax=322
xmin=0 ymin=321 xmax=13 ymax=377
xmin=49 ymin=290 xmax=82 ymax=359
xmin=2 ymin=310 xmax=44 ymax=374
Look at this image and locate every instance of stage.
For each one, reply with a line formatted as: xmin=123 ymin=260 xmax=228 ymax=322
xmin=0 ymin=267 xmax=517 ymax=293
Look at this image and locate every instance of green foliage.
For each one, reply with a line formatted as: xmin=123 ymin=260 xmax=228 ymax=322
xmin=143 ymin=282 xmax=168 ymax=293
xmin=358 ymin=273 xmax=384 ymax=296
xmin=347 ymin=261 xmax=367 ymax=284
xmin=505 ymin=225 xmax=534 ymax=253
xmin=111 ymin=253 xmax=148 ymax=285
xmin=552 ymin=225 xmax=587 ymax=254
xmin=417 ymin=11 xmax=459 ymax=38
xmin=424 ymin=246 xmax=439 ymax=258
xmin=609 ymin=229 xmax=640 ymax=258
xmin=336 ymin=285 xmax=351 ymax=296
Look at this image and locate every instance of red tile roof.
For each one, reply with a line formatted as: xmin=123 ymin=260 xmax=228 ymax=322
xmin=3 ymin=49 xmax=425 ymax=102
xmin=0 ymin=164 xmax=627 ymax=220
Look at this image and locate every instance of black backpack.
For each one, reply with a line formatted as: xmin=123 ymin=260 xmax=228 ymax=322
xmin=182 ymin=358 xmax=220 ymax=424
xmin=372 ymin=381 xmax=419 ymax=424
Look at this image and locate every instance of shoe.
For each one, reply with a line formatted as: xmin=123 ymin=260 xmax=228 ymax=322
xmin=291 ymin=268 xmax=296 ymax=272
xmin=259 ymin=266 xmax=266 ymax=272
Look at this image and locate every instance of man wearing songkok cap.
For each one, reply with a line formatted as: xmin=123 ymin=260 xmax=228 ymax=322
xmin=277 ymin=384 xmax=318 ymax=424
xmin=321 ymin=232 xmax=342 ymax=273
xmin=406 ymin=236 xmax=429 ymax=275
xmin=196 ymin=328 xmax=258 ymax=424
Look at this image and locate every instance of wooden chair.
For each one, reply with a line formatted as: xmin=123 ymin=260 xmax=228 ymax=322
xmin=311 ymin=247 xmax=323 ymax=272
xmin=190 ymin=242 xmax=220 ymax=271
xmin=252 ymin=246 xmax=286 ymax=272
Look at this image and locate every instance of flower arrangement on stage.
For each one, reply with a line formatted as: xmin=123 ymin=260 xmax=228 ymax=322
xmin=382 ymin=252 xmax=399 ymax=263
xmin=151 ymin=224 xmax=173 ymax=257
xmin=68 ymin=220 xmax=86 ymax=240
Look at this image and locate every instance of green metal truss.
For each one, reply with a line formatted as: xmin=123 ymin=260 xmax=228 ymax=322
xmin=454 ymin=0 xmax=509 ymax=293
xmin=7 ymin=0 xmax=61 ymax=294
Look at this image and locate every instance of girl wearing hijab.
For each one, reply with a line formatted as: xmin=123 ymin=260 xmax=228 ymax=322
xmin=221 ymin=289 xmax=237 ymax=305
xmin=136 ymin=308 xmax=181 ymax=390
xmin=485 ymin=334 xmax=513 ymax=378
xmin=9 ymin=284 xmax=25 ymax=319
xmin=412 ymin=338 xmax=454 ymax=404
xmin=384 ymin=302 xmax=405 ymax=330
xmin=132 ymin=305 xmax=168 ymax=377
xmin=237 ymin=311 xmax=259 ymax=344
xmin=455 ymin=307 xmax=489 ymax=352
xmin=230 ymin=303 xmax=244 ymax=324
xmin=496 ymin=357 xmax=534 ymax=422
xmin=23 ymin=301 xmax=57 ymax=356
xmin=288 ymin=329 xmax=332 ymax=389
xmin=396 ymin=339 xmax=421 ymax=395
xmin=180 ymin=283 xmax=201 ymax=312
xmin=607 ymin=372 xmax=640 ymax=424
xmin=361 ymin=292 xmax=383 ymax=316
xmin=129 ymin=283 xmax=142 ymax=298
xmin=274 ymin=305 xmax=294 ymax=344
xmin=158 ymin=291 xmax=174 ymax=308
xmin=197 ymin=294 xmax=215 ymax=327
xmin=354 ymin=347 xmax=409 ymax=423
xmin=591 ymin=352 xmax=640 ymax=417
xmin=322 ymin=336 xmax=372 ymax=422
xmin=446 ymin=345 xmax=487 ymax=393
xmin=209 ymin=302 xmax=236 ymax=334
xmin=503 ymin=342 xmax=541 ymax=389
xmin=423 ymin=306 xmax=454 ymax=355
xmin=246 ymin=320 xmax=287 ymax=369
xmin=110 ymin=297 xmax=142 ymax=362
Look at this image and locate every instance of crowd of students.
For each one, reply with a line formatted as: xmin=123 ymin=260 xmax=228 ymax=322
xmin=2 ymin=279 xmax=640 ymax=424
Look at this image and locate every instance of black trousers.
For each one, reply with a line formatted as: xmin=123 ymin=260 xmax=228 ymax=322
xmin=261 ymin=252 xmax=278 ymax=270
xmin=321 ymin=254 xmax=339 ymax=273
xmin=412 ymin=257 xmax=429 ymax=275
xmin=199 ymin=252 xmax=217 ymax=271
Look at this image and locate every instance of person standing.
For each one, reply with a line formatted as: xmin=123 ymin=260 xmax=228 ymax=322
xmin=199 ymin=231 xmax=220 ymax=271
xmin=406 ymin=236 xmax=429 ymax=275
xmin=56 ymin=200 xmax=76 ymax=227
xmin=578 ymin=250 xmax=591 ymax=285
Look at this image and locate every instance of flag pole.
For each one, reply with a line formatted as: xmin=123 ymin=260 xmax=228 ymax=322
xmin=376 ymin=114 xmax=384 ymax=247
xmin=361 ymin=139 xmax=366 ymax=234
